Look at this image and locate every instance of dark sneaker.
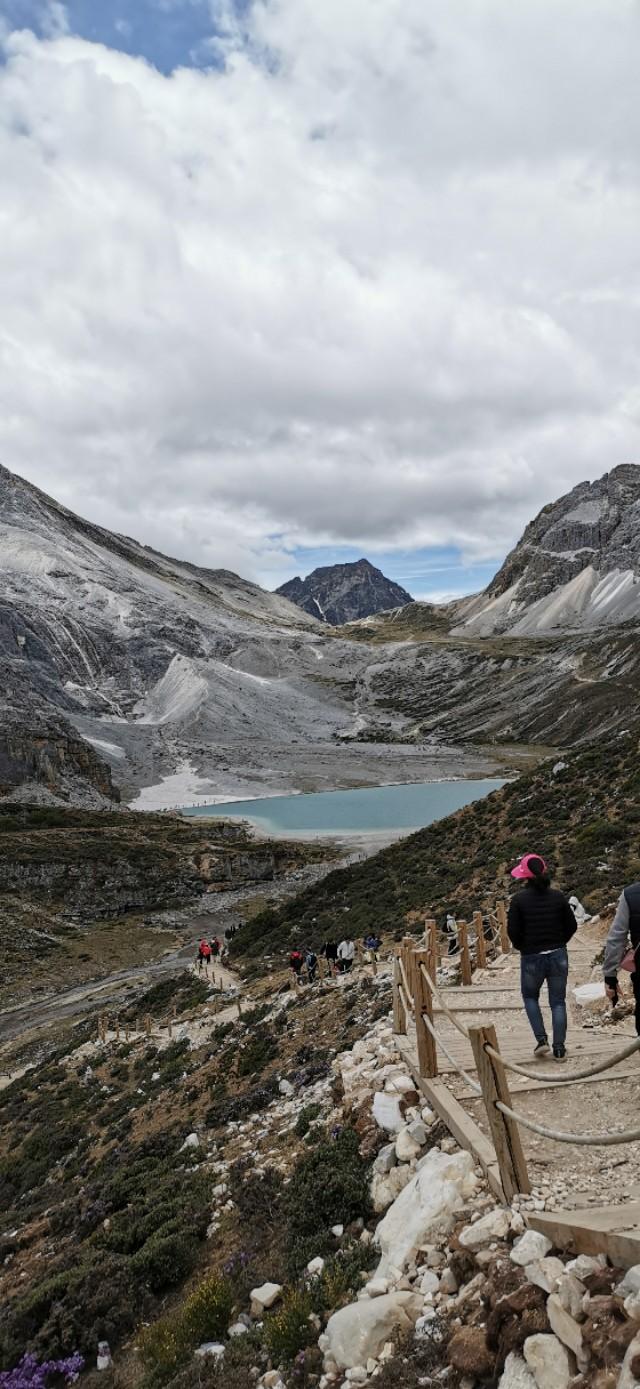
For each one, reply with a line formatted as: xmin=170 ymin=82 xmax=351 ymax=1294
xmin=553 ymin=1045 xmax=567 ymax=1062
xmin=534 ymin=1039 xmax=550 ymax=1057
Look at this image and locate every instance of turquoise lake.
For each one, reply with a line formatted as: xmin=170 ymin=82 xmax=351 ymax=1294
xmin=181 ymin=778 xmax=505 ymax=837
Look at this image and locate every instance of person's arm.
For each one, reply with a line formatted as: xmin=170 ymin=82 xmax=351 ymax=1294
xmin=507 ymin=896 xmax=524 ymax=951
xmin=561 ymin=897 xmax=578 ymax=943
xmin=604 ymin=892 xmax=630 ymax=997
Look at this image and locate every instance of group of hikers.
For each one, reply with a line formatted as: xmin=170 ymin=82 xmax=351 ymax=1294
xmin=288 ymin=933 xmax=382 ymax=985
xmin=505 ymin=851 xmax=640 ymax=1059
xmin=196 ymin=935 xmax=228 ymax=970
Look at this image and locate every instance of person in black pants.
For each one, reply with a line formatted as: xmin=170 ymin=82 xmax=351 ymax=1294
xmin=507 ymin=853 xmax=577 ymax=1062
xmin=604 ymin=884 xmax=640 ymax=1033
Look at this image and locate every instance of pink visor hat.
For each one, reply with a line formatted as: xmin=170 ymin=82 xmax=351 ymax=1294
xmin=510 ymin=853 xmax=548 ymax=880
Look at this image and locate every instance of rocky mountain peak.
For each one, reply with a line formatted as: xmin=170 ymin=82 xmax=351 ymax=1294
xmin=457 ymin=463 xmax=640 ymax=635
xmin=276 ymin=558 xmax=413 ymax=625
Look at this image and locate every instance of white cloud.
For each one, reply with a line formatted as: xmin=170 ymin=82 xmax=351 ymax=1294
xmin=1 ymin=1 xmax=640 ymax=587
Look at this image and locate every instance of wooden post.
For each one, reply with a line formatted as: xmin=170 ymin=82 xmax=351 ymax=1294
xmin=145 ymin=1014 xmax=151 ymax=1038
xmin=392 ymin=955 xmax=406 ymax=1035
xmin=474 ymin=911 xmax=487 ymax=970
xmin=371 ymin=950 xmax=378 ymax=977
xmin=135 ymin=1016 xmax=139 ymax=1036
xmin=468 ymin=1024 xmax=530 ymax=1202
xmin=457 ymin=920 xmax=473 ymax=987
xmin=497 ymin=901 xmax=510 ymax=953
xmin=125 ymin=1023 xmax=130 ymax=1042
xmin=356 ymin=938 xmax=363 ymax=966
xmin=427 ymin=919 xmax=439 ymax=977
xmin=414 ymin=949 xmax=438 ymax=1078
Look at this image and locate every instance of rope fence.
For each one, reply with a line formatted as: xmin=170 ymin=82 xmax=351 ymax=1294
xmin=393 ymin=902 xmax=640 ymax=1201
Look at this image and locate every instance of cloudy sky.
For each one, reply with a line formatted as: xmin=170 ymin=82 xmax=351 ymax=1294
xmin=1 ymin=0 xmax=640 ymax=599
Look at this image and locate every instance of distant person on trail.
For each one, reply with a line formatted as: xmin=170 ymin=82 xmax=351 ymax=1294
xmin=507 ymin=853 xmax=577 ymax=1062
xmin=364 ymin=933 xmax=381 ymax=960
xmin=210 ymin=938 xmax=220 ymax=959
xmin=290 ymin=948 xmax=304 ymax=984
xmin=322 ymin=940 xmax=339 ymax=976
xmin=197 ymin=939 xmax=212 ymax=971
xmin=305 ymin=949 xmax=318 ymax=984
xmin=444 ymin=913 xmax=458 ymax=957
xmin=337 ymin=938 xmax=355 ymax=973
xmin=604 ymin=883 xmax=640 ymax=1033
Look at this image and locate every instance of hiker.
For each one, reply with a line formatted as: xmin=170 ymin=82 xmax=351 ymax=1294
xmin=364 ymin=932 xmax=381 ymax=961
xmin=337 ymin=938 xmax=355 ymax=973
xmin=507 ymin=853 xmax=577 ymax=1061
xmin=305 ymin=949 xmax=318 ymax=984
xmin=444 ymin=913 xmax=458 ymax=956
xmin=604 ymin=882 xmax=640 ymax=1033
xmin=197 ymin=938 xmax=212 ymax=971
xmin=210 ymin=938 xmax=220 ymax=959
xmin=322 ymin=940 xmax=339 ymax=976
xmin=289 ymin=948 xmax=304 ymax=984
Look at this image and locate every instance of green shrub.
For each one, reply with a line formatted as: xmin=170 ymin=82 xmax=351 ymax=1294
xmin=286 ymin=1129 xmax=370 ymax=1273
xmin=294 ymin=1103 xmax=322 ymax=1138
xmin=264 ymin=1288 xmax=314 ymax=1365
xmin=139 ymin=1272 xmax=234 ymax=1381
xmin=132 ymin=1232 xmax=199 ymax=1293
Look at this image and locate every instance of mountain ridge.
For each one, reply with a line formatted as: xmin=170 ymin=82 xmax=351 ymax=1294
xmin=276 ymin=557 xmax=413 ymax=625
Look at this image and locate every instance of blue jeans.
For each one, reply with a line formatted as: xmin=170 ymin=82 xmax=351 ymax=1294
xmin=521 ymin=948 xmax=569 ymax=1048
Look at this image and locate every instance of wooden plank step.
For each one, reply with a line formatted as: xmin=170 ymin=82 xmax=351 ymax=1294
xmin=529 ymin=1206 xmax=640 ymax=1269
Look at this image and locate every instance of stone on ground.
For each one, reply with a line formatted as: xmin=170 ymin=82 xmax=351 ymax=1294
xmin=498 ymin=1353 xmax=538 ymax=1389
xmin=511 ymin=1231 xmax=553 ymax=1267
xmin=374 ymin=1148 xmax=477 ymax=1279
xmin=250 ymin=1282 xmax=282 ymax=1314
xmin=525 ymin=1258 xmax=565 ymax=1295
xmin=524 ymin=1334 xmax=571 ymax=1389
xmin=546 ymin=1294 xmax=584 ymax=1357
xmin=324 ymin=1292 xmax=423 ymax=1369
xmin=459 ymin=1207 xmax=511 ymax=1249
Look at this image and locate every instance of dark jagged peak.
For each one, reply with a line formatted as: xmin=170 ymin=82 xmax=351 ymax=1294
xmin=276 ymin=558 xmax=413 ymax=625
xmin=455 ymin=464 xmax=640 ymax=636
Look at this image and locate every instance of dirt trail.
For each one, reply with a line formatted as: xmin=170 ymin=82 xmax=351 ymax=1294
xmin=0 ymin=939 xmax=236 ymax=1047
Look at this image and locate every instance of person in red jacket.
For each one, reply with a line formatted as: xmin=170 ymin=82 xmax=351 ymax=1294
xmin=289 ymin=948 xmax=304 ymax=985
xmin=197 ymin=939 xmax=212 ymax=971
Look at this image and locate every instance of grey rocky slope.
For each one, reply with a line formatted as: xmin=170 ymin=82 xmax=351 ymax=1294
xmin=455 ymin=463 xmax=640 ymax=635
xmin=0 ymin=465 xmax=494 ymax=806
xmin=276 ymin=557 xmax=412 ymax=624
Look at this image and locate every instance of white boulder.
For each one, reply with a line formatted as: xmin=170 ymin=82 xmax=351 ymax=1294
xmin=524 ymin=1334 xmax=570 ymax=1389
xmin=307 ymin=1257 xmax=325 ymax=1276
xmin=194 ymin=1344 xmax=224 ymax=1360
xmin=619 ymin=1331 xmax=640 ymax=1389
xmin=524 ymin=1258 xmax=565 ymax=1295
xmin=395 ymin=1127 xmax=422 ymax=1163
xmin=459 ymin=1208 xmax=511 ymax=1249
xmin=372 ymin=1092 xmax=404 ymax=1133
xmin=618 ymin=1266 xmax=640 ymax=1299
xmin=324 ymin=1292 xmax=422 ymax=1369
xmin=498 ymin=1353 xmax=538 ymax=1389
xmin=374 ymin=1148 xmax=477 ymax=1280
xmin=179 ymin=1132 xmax=200 ymax=1151
xmin=510 ymin=1231 xmax=552 ymax=1267
xmin=250 ymin=1282 xmax=283 ymax=1314
xmin=371 ymin=1163 xmax=413 ymax=1214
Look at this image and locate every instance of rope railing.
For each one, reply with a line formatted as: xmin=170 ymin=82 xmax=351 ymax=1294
xmin=394 ymin=916 xmax=640 ymax=1198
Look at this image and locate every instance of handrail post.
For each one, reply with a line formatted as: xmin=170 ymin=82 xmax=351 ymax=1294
xmin=457 ymin=919 xmax=473 ymax=986
xmin=415 ymin=953 xmax=438 ymax=1078
xmin=392 ymin=954 xmax=406 ymax=1035
xmin=468 ymin=1023 xmax=530 ymax=1201
xmin=497 ymin=901 xmax=510 ymax=953
xmin=426 ymin=919 xmax=438 ymax=973
xmin=473 ymin=911 xmax=487 ymax=970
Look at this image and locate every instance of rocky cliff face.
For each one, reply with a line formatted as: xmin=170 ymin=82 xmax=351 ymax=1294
xmin=277 ymin=558 xmax=412 ymax=625
xmin=456 ymin=464 xmax=640 ymax=635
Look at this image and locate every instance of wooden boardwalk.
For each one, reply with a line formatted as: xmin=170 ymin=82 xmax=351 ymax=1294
xmin=395 ymin=929 xmax=640 ymax=1266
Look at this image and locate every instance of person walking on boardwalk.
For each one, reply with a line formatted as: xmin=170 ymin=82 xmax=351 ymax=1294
xmin=507 ymin=853 xmax=577 ymax=1062
xmin=604 ymin=883 xmax=640 ymax=1033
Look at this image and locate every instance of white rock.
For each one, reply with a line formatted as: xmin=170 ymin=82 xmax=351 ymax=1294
xmin=567 ymin=1254 xmax=605 ymax=1280
xmin=440 ymin=1266 xmax=459 ymax=1295
xmin=179 ymin=1132 xmax=200 ymax=1151
xmin=379 ymin=1342 xmax=395 ymax=1361
xmin=279 ymin=1079 xmax=295 ymax=1097
xmin=546 ymin=1294 xmax=583 ymax=1357
xmin=419 ymin=1269 xmax=440 ymax=1297
xmin=345 ymin=1368 xmax=367 ymax=1384
xmin=619 ymin=1331 xmax=640 ymax=1389
xmin=556 ymin=1272 xmax=585 ymax=1321
xmin=618 ymin=1266 xmax=640 ymax=1299
xmin=372 ymin=1092 xmax=404 ymax=1133
xmin=407 ymin=1119 xmax=429 ymax=1146
xmin=324 ymin=1292 xmax=423 ymax=1369
xmin=365 ymin=1278 xmax=390 ymax=1297
xmin=421 ymin=1106 xmax=436 ymax=1126
xmin=395 ymin=1127 xmax=422 ymax=1163
xmin=510 ymin=1231 xmax=552 ymax=1267
xmin=250 ymin=1282 xmax=283 ymax=1314
xmin=525 ymin=1258 xmax=565 ymax=1295
xmin=498 ymin=1353 xmax=538 ymax=1389
xmin=373 ymin=1144 xmax=397 ymax=1175
xmin=511 ymin=1213 xmax=526 ymax=1235
xmin=307 ymin=1257 xmax=326 ymax=1276
xmin=263 ymin=1374 xmax=284 ymax=1389
xmin=524 ymin=1334 xmax=570 ymax=1389
xmin=374 ymin=1148 xmax=477 ymax=1280
xmin=371 ymin=1164 xmax=413 ymax=1214
xmin=332 ymin=1225 xmax=345 ymax=1237
xmin=228 ymin=1323 xmax=248 ymax=1337
xmin=194 ymin=1343 xmax=225 ymax=1360
xmin=459 ymin=1208 xmax=511 ymax=1250
xmin=387 ymin=1073 xmax=416 ymax=1094
xmin=625 ymin=1293 xmax=640 ymax=1322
